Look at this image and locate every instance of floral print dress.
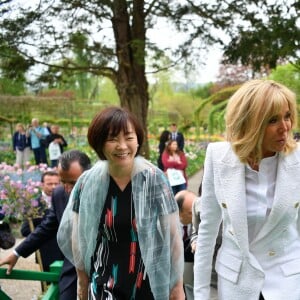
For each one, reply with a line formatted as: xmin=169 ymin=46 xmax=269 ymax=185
xmin=89 ymin=177 xmax=154 ymax=300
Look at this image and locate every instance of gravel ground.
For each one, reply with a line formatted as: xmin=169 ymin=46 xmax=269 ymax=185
xmin=0 ymin=238 xmax=42 ymax=300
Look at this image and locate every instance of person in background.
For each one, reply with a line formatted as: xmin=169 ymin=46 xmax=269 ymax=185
xmin=194 ymin=79 xmax=300 ymax=300
xmin=12 ymin=123 xmax=31 ymax=167
xmin=20 ymin=171 xmax=61 ymax=273
xmin=57 ymin=106 xmax=184 ymax=300
xmin=293 ymin=132 xmax=300 ymax=141
xmin=162 ymin=139 xmax=188 ymax=195
xmin=175 ymin=190 xmax=197 ymax=300
xmin=170 ymin=123 xmax=185 ymax=151
xmin=28 ymin=118 xmax=50 ymax=165
xmin=157 ymin=129 xmax=171 ymax=170
xmin=0 ymin=150 xmax=91 ymax=300
xmin=43 ymin=122 xmax=52 ymax=135
xmin=46 ymin=124 xmax=68 ymax=168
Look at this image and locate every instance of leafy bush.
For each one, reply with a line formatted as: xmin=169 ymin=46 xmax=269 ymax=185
xmin=0 ymin=150 xmax=15 ymax=166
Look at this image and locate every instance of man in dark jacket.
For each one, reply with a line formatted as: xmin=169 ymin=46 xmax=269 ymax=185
xmin=0 ymin=150 xmax=91 ymax=299
xmin=20 ymin=171 xmax=61 ymax=273
xmin=170 ymin=123 xmax=185 ymax=151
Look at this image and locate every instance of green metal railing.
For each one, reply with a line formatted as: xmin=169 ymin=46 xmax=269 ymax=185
xmin=0 ymin=260 xmax=63 ymax=300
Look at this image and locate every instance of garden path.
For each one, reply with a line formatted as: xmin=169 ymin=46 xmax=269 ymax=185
xmin=0 ymin=238 xmax=41 ymax=300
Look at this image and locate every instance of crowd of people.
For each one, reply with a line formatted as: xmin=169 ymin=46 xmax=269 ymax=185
xmin=12 ymin=118 xmax=68 ymax=168
xmin=1 ymin=79 xmax=300 ymax=300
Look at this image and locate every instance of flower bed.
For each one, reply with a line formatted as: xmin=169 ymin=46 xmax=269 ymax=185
xmin=0 ymin=163 xmax=51 ymax=223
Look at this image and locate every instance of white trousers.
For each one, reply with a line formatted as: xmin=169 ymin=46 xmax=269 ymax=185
xmin=16 ymin=147 xmax=31 ymax=167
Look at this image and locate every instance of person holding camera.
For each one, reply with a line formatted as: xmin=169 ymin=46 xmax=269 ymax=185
xmin=28 ymin=118 xmax=50 ymax=165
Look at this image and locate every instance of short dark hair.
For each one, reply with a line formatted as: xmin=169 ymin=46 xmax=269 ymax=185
xmin=58 ymin=150 xmax=91 ymax=171
xmin=87 ymin=106 xmax=144 ymax=160
xmin=41 ymin=170 xmax=59 ymax=183
xmin=175 ymin=193 xmax=185 ymax=212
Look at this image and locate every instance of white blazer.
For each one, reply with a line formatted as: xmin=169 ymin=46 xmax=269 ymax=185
xmin=194 ymin=142 xmax=300 ymax=300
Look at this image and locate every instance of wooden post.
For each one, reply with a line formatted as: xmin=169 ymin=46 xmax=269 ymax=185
xmin=28 ymin=218 xmax=48 ymax=292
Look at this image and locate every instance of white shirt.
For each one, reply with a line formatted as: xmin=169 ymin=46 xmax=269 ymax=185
xmin=245 ymin=154 xmax=278 ymax=243
xmin=42 ymin=191 xmax=52 ymax=208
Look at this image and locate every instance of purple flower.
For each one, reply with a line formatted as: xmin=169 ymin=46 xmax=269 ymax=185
xmin=31 ymin=199 xmax=39 ymax=207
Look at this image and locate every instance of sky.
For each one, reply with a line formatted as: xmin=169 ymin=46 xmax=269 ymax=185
xmin=10 ymin=0 xmax=223 ymax=85
xmin=147 ymin=21 xmax=223 ymax=85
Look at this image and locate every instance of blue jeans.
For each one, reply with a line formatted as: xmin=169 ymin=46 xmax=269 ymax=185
xmin=172 ymin=183 xmax=187 ymax=196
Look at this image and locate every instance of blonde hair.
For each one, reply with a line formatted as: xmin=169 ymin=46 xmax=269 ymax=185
xmin=225 ymin=79 xmax=297 ymax=163
xmin=16 ymin=123 xmax=25 ymax=130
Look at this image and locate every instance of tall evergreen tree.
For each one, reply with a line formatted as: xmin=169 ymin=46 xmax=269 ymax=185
xmin=0 ymin=0 xmax=298 ymax=155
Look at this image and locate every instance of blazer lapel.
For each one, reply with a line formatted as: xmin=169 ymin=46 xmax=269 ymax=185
xmin=252 ymin=151 xmax=300 ymax=243
xmin=219 ymin=148 xmax=250 ymax=253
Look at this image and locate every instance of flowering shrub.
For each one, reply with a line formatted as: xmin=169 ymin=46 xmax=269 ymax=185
xmin=0 ymin=138 xmax=207 ymax=224
xmin=0 ymin=162 xmax=50 ymax=223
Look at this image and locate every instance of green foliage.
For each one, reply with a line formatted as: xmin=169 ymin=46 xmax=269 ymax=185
xmin=184 ymin=146 xmax=206 ymax=177
xmin=195 ymin=85 xmax=238 ymax=134
xmin=0 ymin=149 xmax=15 ymax=165
xmin=190 ymin=82 xmax=214 ymax=99
xmin=208 ymin=100 xmax=228 ymax=135
xmin=223 ymin=1 xmax=299 ymax=72
xmin=0 ymin=44 xmax=31 ymax=95
xmin=268 ymin=64 xmax=300 ymax=102
xmin=0 ymin=77 xmax=26 ymax=96
xmin=97 ymin=78 xmax=119 ymax=105
xmin=150 ymin=71 xmax=206 ymax=129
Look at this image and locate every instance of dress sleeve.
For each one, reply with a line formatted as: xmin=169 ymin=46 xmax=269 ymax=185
xmin=57 ymin=176 xmax=85 ymax=270
xmin=194 ymin=144 xmax=222 ymax=299
xmin=134 ymin=169 xmax=184 ymax=297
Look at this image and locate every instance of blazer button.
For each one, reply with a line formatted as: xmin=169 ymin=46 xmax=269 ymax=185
xmin=221 ymin=203 xmax=227 ymax=208
xmin=268 ymin=250 xmax=276 ymax=256
xmin=228 ymin=229 xmax=234 ymax=235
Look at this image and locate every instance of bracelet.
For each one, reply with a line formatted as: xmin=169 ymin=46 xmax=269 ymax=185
xmin=13 ymin=249 xmax=20 ymax=257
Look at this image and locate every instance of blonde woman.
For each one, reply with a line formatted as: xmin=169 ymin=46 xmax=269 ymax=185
xmin=12 ymin=123 xmax=31 ymax=167
xmin=194 ymin=80 xmax=300 ymax=300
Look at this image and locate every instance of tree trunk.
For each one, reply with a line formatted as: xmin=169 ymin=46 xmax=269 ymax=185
xmin=112 ymin=0 xmax=150 ymax=158
xmin=116 ymin=77 xmax=150 ymax=158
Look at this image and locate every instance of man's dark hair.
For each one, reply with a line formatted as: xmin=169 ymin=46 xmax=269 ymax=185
xmin=58 ymin=150 xmax=91 ymax=171
xmin=41 ymin=171 xmax=59 ymax=183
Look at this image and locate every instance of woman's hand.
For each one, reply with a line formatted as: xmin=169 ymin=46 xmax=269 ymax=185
xmin=76 ymin=268 xmax=89 ymax=300
xmin=170 ymin=281 xmax=185 ymax=300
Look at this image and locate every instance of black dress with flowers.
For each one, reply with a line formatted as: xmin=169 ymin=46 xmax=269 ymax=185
xmin=89 ymin=177 xmax=154 ymax=300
